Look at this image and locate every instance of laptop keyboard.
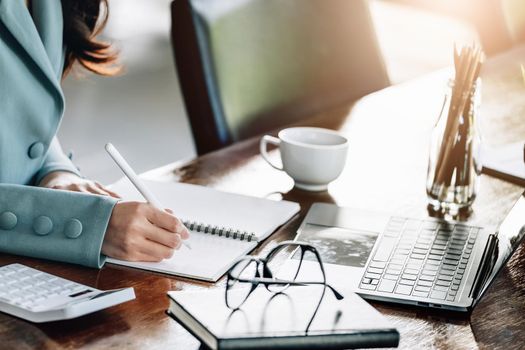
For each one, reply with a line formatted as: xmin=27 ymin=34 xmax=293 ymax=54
xmin=359 ymin=217 xmax=480 ymax=303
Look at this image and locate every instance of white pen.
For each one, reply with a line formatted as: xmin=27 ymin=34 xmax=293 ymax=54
xmin=105 ymin=143 xmax=192 ymax=250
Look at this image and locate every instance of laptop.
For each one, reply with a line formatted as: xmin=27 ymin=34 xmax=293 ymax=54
xmin=292 ymin=192 xmax=525 ymax=312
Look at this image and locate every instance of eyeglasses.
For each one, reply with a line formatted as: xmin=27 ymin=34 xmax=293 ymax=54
xmin=225 ymin=241 xmax=344 ymax=309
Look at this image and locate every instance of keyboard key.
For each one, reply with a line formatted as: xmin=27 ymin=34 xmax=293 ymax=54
xmin=399 ymin=279 xmax=415 ymax=286
xmin=377 ymin=279 xmax=396 ymax=293
xmin=450 ymin=284 xmax=459 ymax=291
xmin=383 ymin=274 xmax=399 ymax=280
xmin=367 ymin=267 xmax=384 ymax=275
xmin=365 ymin=272 xmax=381 ymax=279
xmin=401 ymin=274 xmax=417 ymax=280
xmin=370 ymin=279 xmax=379 ymax=285
xmin=424 ymin=264 xmax=439 ymax=271
xmin=407 ymin=258 xmax=423 ymax=266
xmin=397 ymin=243 xmax=413 ymax=250
xmin=449 ymin=243 xmax=464 ymax=250
xmin=445 ymin=254 xmax=460 ymax=261
xmin=414 ymin=243 xmax=430 ymax=250
xmin=413 ymin=291 xmax=429 ymax=298
xmin=413 ymin=248 xmax=427 ymax=255
xmin=447 ymin=295 xmax=456 ymax=301
xmin=419 ymin=275 xmax=435 ymax=282
xmin=421 ymin=269 xmax=437 ymax=276
xmin=448 ymin=290 xmax=457 ymax=296
xmin=362 ymin=278 xmax=372 ymax=284
xmin=417 ymin=238 xmax=432 ymax=245
xmin=405 ymin=263 xmax=421 ymax=270
xmin=394 ymin=249 xmax=410 ymax=256
xmin=390 ymin=258 xmax=406 ymax=265
xmin=434 ymin=239 xmax=448 ymax=246
xmin=428 ymin=254 xmax=443 ymax=261
xmin=385 ymin=269 xmax=401 ymax=276
xmin=360 ymin=283 xmax=376 ymax=290
xmin=430 ymin=290 xmax=447 ymax=300
xmin=395 ymin=284 xmax=413 ymax=295
xmin=410 ymin=253 xmax=426 ymax=260
xmin=439 ymin=269 xmax=454 ymax=276
xmin=388 ymin=263 xmax=404 ymax=270
xmin=404 ymin=268 xmax=419 ymax=275
xmin=437 ymin=275 xmax=453 ymax=282
xmin=369 ymin=261 xmax=386 ymax=269
xmin=435 ymin=280 xmax=451 ymax=287
xmin=432 ymin=284 xmax=449 ymax=292
xmin=415 ymin=285 xmax=431 ymax=292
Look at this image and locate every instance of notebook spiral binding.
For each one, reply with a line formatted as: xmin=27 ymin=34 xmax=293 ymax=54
xmin=182 ymin=220 xmax=258 ymax=242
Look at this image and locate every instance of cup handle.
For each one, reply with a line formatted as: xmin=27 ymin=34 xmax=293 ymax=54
xmin=260 ymin=135 xmax=283 ymax=171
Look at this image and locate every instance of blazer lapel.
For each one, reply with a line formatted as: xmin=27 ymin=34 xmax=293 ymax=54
xmin=31 ymin=0 xmax=64 ymax=80
xmin=0 ymin=0 xmax=62 ymax=91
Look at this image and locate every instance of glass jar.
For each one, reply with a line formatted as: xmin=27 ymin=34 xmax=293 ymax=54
xmin=426 ymin=78 xmax=482 ymax=214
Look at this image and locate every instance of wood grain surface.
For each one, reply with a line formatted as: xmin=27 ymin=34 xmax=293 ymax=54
xmin=1 ymin=46 xmax=524 ymax=349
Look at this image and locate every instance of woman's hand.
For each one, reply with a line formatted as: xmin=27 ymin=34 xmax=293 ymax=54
xmin=39 ymin=171 xmax=120 ymax=198
xmin=102 ymin=201 xmax=190 ymax=262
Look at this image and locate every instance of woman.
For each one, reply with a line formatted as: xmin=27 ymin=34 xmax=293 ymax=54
xmin=0 ymin=0 xmax=188 ymax=267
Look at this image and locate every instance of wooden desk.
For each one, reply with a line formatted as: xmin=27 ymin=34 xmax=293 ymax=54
xmin=1 ymin=47 xmax=524 ymax=350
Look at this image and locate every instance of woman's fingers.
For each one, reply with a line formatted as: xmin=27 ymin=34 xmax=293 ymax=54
xmin=145 ymin=225 xmax=182 ymax=250
xmin=147 ymin=207 xmax=189 ymax=239
xmin=139 ymin=238 xmax=175 ymax=261
xmin=86 ymin=184 xmax=112 ymax=196
xmin=102 ymin=202 xmax=189 ymax=263
xmin=95 ymin=182 xmax=121 ymax=198
xmin=163 ymin=208 xmax=190 ymax=238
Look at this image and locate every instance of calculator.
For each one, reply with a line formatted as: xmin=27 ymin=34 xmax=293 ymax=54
xmin=0 ymin=264 xmax=135 ymax=323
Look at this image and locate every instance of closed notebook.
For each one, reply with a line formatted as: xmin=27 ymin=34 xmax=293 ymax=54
xmin=481 ymin=142 xmax=525 ymax=186
xmin=167 ymin=286 xmax=399 ymax=350
xmin=107 ymin=179 xmax=300 ymax=281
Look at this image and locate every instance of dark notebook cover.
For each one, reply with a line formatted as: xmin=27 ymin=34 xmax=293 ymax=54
xmin=167 ymin=286 xmax=399 ymax=350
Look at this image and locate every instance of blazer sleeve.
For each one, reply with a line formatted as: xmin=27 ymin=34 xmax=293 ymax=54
xmin=0 ymin=184 xmax=117 ymax=268
xmin=34 ymin=137 xmax=82 ymax=185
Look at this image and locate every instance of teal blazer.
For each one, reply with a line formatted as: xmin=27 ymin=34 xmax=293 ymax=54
xmin=0 ymin=0 xmax=117 ymax=268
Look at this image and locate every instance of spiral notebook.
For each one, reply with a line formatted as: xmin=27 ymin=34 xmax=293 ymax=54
xmin=106 ymin=179 xmax=300 ymax=282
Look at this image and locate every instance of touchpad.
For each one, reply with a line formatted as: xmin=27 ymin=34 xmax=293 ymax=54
xmin=298 ymin=223 xmax=379 ymax=268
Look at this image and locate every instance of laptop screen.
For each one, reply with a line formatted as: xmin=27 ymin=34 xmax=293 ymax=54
xmin=480 ymin=192 xmax=525 ymax=298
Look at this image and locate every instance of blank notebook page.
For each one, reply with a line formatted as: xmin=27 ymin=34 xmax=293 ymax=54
xmin=106 ymin=179 xmax=300 ymax=281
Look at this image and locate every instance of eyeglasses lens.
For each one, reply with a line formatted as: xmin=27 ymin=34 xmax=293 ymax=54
xmin=226 ymin=259 xmax=258 ymax=308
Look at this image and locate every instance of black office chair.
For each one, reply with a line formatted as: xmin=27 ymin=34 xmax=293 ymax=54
xmin=171 ymin=0 xmax=389 ymax=155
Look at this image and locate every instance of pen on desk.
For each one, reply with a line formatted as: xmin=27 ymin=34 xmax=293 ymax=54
xmin=105 ymin=143 xmax=192 ymax=250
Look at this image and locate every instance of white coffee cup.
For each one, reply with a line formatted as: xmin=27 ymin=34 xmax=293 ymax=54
xmin=260 ymin=127 xmax=348 ymax=191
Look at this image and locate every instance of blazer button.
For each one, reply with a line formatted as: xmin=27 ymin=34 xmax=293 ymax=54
xmin=0 ymin=212 xmax=17 ymax=230
xmin=33 ymin=216 xmax=53 ymax=235
xmin=28 ymin=142 xmax=45 ymax=159
xmin=64 ymin=219 xmax=83 ymax=239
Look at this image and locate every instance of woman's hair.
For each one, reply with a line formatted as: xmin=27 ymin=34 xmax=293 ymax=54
xmin=61 ymin=0 xmax=119 ymax=77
